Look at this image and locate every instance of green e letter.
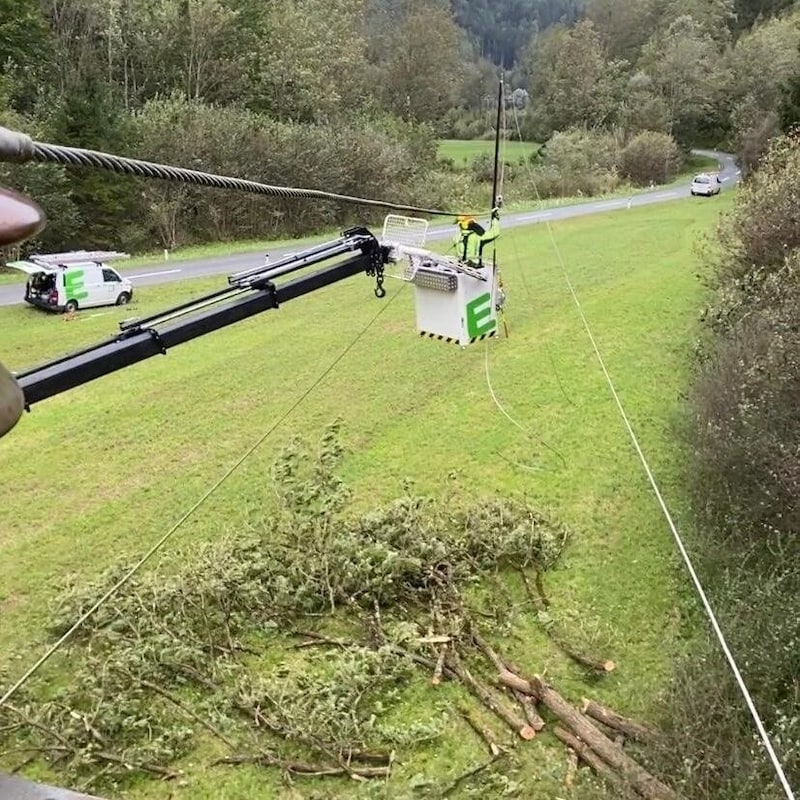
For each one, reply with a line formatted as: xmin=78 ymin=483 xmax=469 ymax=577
xmin=466 ymin=292 xmax=496 ymax=338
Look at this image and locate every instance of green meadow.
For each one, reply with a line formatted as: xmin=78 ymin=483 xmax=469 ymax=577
xmin=0 ymin=194 xmax=732 ymax=797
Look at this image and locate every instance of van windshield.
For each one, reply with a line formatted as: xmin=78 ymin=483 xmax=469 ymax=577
xmin=693 ymin=175 xmax=710 ymax=184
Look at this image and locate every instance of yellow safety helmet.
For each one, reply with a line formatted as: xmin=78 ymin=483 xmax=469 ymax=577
xmin=456 ymin=215 xmax=474 ymax=230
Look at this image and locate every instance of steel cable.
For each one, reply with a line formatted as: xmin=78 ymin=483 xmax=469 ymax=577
xmin=0 ymin=125 xmax=484 ymax=219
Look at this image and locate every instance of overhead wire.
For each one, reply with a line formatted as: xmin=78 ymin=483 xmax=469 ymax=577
xmin=0 ymin=283 xmax=405 ymax=709
xmin=509 ymin=101 xmax=796 ymax=800
xmin=0 ymin=125 xmax=486 ymax=220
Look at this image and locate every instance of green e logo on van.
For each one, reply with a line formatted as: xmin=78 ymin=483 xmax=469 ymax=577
xmin=64 ymin=269 xmax=88 ymax=302
xmin=466 ymin=292 xmax=497 ymax=338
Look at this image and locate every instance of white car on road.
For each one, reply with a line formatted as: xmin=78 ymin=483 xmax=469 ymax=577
xmin=690 ymin=173 xmax=722 ymax=197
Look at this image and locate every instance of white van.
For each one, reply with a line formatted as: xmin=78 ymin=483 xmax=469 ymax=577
xmin=7 ymin=250 xmax=133 ymax=313
xmin=690 ymin=173 xmax=722 ymax=197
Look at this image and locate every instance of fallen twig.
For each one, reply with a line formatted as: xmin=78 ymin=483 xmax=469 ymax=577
xmin=441 ymin=756 xmax=504 ymax=797
xmin=94 ymin=750 xmax=178 ymax=780
xmin=215 ymin=752 xmax=389 ymax=779
xmin=139 ymin=678 xmax=236 ymax=750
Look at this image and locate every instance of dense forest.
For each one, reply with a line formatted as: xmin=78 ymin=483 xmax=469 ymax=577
xmin=1 ymin=0 xmax=799 ymax=253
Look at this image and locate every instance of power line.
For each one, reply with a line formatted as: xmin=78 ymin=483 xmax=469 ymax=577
xmin=0 ymin=285 xmax=404 ymax=709
xmin=510 ymin=103 xmax=796 ymax=800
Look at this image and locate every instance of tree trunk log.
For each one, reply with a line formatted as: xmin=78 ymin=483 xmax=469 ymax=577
xmin=498 ymin=669 xmax=540 ymax=699
xmin=448 ymin=653 xmax=536 ymax=740
xmin=513 ymin=690 xmax=546 ymax=732
xmin=553 ymin=727 xmax=634 ymax=797
xmin=581 ymin=698 xmax=658 ymax=743
xmin=529 ymin=677 xmax=685 ymax=800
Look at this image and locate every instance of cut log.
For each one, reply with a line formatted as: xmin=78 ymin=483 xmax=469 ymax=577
xmin=448 ymin=653 xmax=536 ymax=741
xmin=581 ymin=699 xmax=658 ymax=743
xmin=498 ymin=669 xmax=540 ymax=700
xmin=513 ymin=690 xmax=546 ymax=732
xmin=529 ymin=676 xmax=686 ymax=800
xmin=553 ymin=727 xmax=634 ymax=797
xmin=469 ymin=631 xmax=545 ymax=730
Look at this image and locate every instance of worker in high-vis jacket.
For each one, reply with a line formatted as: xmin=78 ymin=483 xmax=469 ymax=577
xmin=453 ymin=206 xmax=500 ymax=268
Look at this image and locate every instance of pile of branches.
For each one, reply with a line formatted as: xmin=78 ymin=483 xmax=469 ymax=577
xmin=0 ymin=422 xmax=682 ymax=798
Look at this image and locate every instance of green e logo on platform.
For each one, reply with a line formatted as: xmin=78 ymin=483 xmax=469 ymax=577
xmin=466 ymin=292 xmax=496 ymax=338
xmin=64 ymin=270 xmax=88 ymax=302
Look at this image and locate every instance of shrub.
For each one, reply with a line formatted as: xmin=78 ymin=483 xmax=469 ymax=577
xmin=532 ymin=128 xmax=621 ymax=197
xmin=710 ymin=132 xmax=800 ymax=286
xmin=650 ymin=129 xmax=800 ymax=800
xmin=619 ymin=131 xmax=681 ymax=186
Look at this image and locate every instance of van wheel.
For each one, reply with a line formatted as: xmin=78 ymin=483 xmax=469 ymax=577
xmin=116 ymin=292 xmax=132 ymax=306
xmin=64 ymin=299 xmax=79 ymax=313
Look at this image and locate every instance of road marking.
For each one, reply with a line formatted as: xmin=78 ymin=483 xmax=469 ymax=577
xmin=721 ymin=177 xmax=730 ymax=182
xmin=128 ymin=269 xmax=183 ymax=279
xmin=518 ymin=212 xmax=553 ymax=222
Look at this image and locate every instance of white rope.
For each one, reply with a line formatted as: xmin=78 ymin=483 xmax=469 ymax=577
xmin=0 ymin=287 xmax=404 ymax=708
xmin=510 ymin=102 xmax=796 ymax=800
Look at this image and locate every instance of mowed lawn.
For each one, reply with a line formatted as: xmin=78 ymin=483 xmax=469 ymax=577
xmin=0 ymin=195 xmax=731 ymax=797
xmin=438 ymin=138 xmax=539 ymax=166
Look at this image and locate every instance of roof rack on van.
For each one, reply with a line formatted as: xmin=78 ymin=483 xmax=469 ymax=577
xmin=29 ymin=250 xmax=130 ymax=267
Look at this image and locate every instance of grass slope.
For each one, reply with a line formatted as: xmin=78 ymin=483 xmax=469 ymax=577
xmin=0 ymin=194 xmax=732 ymax=797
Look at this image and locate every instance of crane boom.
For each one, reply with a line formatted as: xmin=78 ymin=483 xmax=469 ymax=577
xmin=1 ymin=228 xmax=387 ymax=433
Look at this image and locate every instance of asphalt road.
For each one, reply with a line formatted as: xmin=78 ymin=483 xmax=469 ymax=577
xmin=0 ymin=150 xmax=739 ymax=308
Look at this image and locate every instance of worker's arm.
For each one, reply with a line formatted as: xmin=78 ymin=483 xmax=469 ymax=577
xmin=479 ymin=214 xmax=500 ymax=245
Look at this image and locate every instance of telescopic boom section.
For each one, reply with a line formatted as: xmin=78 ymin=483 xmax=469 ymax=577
xmin=14 ymin=228 xmax=388 ymax=408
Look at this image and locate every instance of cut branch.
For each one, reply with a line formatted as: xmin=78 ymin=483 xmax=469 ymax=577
xmin=517 ymin=569 xmax=615 ymax=673
xmin=512 ymin=690 xmax=545 ymax=732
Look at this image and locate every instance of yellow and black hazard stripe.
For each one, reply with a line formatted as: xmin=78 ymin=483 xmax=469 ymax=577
xmin=419 ymin=331 xmax=460 ymax=345
xmin=469 ymin=330 xmax=497 ymax=344
xmin=418 ymin=329 xmax=498 ymax=345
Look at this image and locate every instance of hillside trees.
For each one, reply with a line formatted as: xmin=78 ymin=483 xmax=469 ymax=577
xmin=527 ymin=20 xmax=625 ymax=137
xmin=382 ymin=0 xmax=469 ymax=124
xmin=2 ymin=0 xmax=800 ymax=252
xmin=637 ymin=15 xmax=728 ymax=145
xmin=523 ymin=0 xmax=800 ymax=168
xmin=451 ymin=0 xmax=584 ymax=67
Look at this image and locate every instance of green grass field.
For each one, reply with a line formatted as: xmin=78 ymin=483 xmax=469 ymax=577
xmin=438 ymin=138 xmax=539 ymax=166
xmin=0 ymin=194 xmax=732 ymax=797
